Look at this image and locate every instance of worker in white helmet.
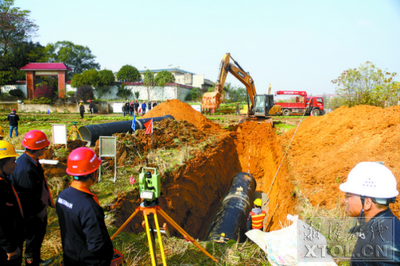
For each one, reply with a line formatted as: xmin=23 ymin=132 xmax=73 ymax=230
xmin=340 ymin=162 xmax=400 ymax=265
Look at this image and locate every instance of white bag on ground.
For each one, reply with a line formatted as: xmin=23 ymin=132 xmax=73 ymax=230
xmin=245 ymin=214 xmax=337 ymax=266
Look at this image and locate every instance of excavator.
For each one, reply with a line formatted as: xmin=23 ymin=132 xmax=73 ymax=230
xmin=202 ymin=53 xmax=281 ymax=117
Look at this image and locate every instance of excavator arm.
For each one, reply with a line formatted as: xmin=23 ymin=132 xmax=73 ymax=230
xmin=202 ymin=53 xmax=257 ymax=110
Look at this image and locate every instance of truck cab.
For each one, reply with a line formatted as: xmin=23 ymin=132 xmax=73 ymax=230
xmin=306 ymin=97 xmax=325 ymax=116
xmin=254 ymin=94 xmax=281 ymax=117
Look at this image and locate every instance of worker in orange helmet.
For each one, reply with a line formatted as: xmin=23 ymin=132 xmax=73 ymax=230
xmin=56 ymin=147 xmax=113 ymax=265
xmin=0 ymin=141 xmax=24 ymax=266
xmin=247 ymin=198 xmax=266 ymax=231
xmin=0 ymin=126 xmax=5 ymax=140
xmin=10 ymin=130 xmax=54 ymax=266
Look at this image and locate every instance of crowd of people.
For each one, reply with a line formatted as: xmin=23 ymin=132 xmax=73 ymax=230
xmin=122 ymin=99 xmax=157 ymax=116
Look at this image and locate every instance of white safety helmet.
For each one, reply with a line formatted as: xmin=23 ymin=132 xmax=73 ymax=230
xmin=340 ymin=162 xmax=399 ymax=200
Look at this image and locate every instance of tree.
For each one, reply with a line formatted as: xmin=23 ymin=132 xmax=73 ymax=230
xmin=185 ymin=88 xmax=201 ymax=101
xmin=71 ymin=69 xmax=99 ymax=88
xmin=98 ymin=69 xmax=115 ymax=86
xmin=116 ymin=65 xmax=140 ymax=82
xmin=143 ymin=69 xmax=156 ymax=101
xmin=332 ymin=62 xmax=398 ymax=108
xmin=0 ymin=0 xmax=38 ymax=61
xmin=116 ymin=83 xmax=132 ymax=99
xmin=45 ymin=41 xmax=100 ymax=79
xmin=154 ymin=70 xmax=175 ymax=101
xmin=228 ymin=86 xmax=247 ymax=102
xmin=154 ymin=70 xmax=175 ymax=84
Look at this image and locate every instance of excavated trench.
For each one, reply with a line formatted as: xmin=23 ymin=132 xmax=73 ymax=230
xmin=112 ymin=100 xmax=296 ymax=239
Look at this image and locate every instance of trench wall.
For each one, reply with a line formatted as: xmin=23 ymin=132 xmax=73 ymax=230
xmin=115 ymin=121 xmax=295 ymax=238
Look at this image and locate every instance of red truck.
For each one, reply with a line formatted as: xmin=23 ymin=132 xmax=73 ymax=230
xmin=274 ymin=91 xmax=325 ymax=116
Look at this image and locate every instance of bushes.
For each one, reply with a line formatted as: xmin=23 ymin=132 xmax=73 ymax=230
xmin=75 ymin=85 xmax=94 ymax=101
xmin=34 ymin=85 xmax=56 ymax=98
xmin=9 ymin=89 xmax=25 ymax=99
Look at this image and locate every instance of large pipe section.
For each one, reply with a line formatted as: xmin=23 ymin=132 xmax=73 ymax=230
xmin=78 ymin=115 xmax=175 ymax=146
xmin=206 ymin=172 xmax=256 ymax=243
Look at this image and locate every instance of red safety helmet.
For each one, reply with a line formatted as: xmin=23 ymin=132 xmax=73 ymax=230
xmin=22 ymin=130 xmax=50 ymax=150
xmin=66 ymin=147 xmax=101 ymax=176
xmin=12 ymin=109 xmax=16 ymax=113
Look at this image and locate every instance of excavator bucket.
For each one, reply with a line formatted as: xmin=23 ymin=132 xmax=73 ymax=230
xmin=202 ymin=91 xmax=222 ymax=110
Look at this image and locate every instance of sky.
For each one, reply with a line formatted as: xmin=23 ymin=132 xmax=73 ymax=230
xmin=14 ymin=0 xmax=400 ymax=96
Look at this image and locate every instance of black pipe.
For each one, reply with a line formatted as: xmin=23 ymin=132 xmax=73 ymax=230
xmin=78 ymin=115 xmax=175 ymax=146
xmin=206 ymin=172 xmax=256 ymax=243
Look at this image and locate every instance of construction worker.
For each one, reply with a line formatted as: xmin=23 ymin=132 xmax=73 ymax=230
xmin=247 ymin=198 xmax=266 ymax=231
xmin=10 ymin=130 xmax=54 ymax=266
xmin=7 ymin=109 xmax=19 ymax=138
xmin=79 ymin=102 xmax=85 ymax=119
xmin=340 ymin=162 xmax=400 ymax=265
xmin=56 ymin=147 xmax=113 ymax=265
xmin=0 ymin=126 xmax=5 ymax=140
xmin=0 ymin=141 xmax=24 ymax=266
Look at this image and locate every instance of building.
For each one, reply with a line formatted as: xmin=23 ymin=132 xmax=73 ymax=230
xmin=138 ymin=68 xmax=214 ymax=92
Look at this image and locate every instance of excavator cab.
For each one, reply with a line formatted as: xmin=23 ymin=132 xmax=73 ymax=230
xmin=254 ymin=94 xmax=281 ymax=116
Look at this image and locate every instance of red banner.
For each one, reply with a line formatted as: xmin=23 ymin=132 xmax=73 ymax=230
xmin=144 ymin=119 xmax=153 ymax=134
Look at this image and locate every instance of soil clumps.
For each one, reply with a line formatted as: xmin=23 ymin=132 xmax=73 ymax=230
xmin=286 ymin=105 xmax=400 ymax=215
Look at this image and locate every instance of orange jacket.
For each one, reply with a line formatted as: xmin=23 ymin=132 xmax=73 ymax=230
xmin=249 ymin=210 xmax=266 ymax=230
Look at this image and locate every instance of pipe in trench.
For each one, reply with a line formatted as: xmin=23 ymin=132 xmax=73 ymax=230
xmin=78 ymin=115 xmax=175 ymax=146
xmin=206 ymin=172 xmax=256 ymax=243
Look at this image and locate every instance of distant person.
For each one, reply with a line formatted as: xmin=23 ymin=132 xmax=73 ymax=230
xmin=129 ymin=101 xmax=134 ymax=116
xmin=0 ymin=126 xmax=5 ymax=140
xmin=121 ymin=104 xmax=126 ymax=116
xmin=148 ymin=100 xmax=152 ymax=111
xmin=134 ymin=100 xmax=139 ymax=115
xmin=235 ymin=103 xmax=240 ymax=115
xmin=340 ymin=162 xmax=400 ymax=264
xmin=124 ymin=101 xmax=130 ymax=116
xmin=141 ymin=102 xmax=146 ymax=115
xmin=153 ymin=101 xmax=157 ymax=108
xmin=0 ymin=140 xmax=24 ymax=266
xmin=247 ymin=198 xmax=266 ymax=231
xmin=7 ymin=109 xmax=19 ymax=138
xmin=79 ymin=103 xmax=85 ymax=119
xmin=56 ymin=147 xmax=113 ymax=265
xmin=88 ymin=100 xmax=94 ymax=114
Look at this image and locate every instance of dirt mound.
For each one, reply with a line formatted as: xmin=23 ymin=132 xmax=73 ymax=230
xmin=94 ymin=118 xmax=210 ymax=168
xmin=42 ymin=139 xmax=88 ymax=179
xmin=286 ymin=105 xmax=400 ymax=214
xmin=143 ymin=99 xmax=221 ymax=132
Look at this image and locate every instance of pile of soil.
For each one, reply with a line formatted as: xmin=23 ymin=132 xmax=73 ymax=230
xmin=41 ymin=139 xmax=88 ymax=179
xmin=94 ymin=118 xmax=210 ymax=167
xmin=285 ymin=105 xmax=400 ymax=214
xmin=143 ymin=99 xmax=222 ymax=132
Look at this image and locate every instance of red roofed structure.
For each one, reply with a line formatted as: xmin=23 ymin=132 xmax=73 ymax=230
xmin=20 ymin=62 xmax=72 ymax=99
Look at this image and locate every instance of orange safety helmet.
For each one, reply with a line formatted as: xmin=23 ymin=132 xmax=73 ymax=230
xmin=22 ymin=130 xmax=50 ymax=150
xmin=66 ymin=147 xmax=101 ymax=176
xmin=0 ymin=126 xmax=4 ymax=138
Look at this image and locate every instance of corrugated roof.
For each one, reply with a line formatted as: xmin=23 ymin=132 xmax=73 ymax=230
xmin=20 ymin=62 xmax=72 ymax=71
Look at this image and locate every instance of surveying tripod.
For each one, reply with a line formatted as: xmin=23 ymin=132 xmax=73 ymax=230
xmin=67 ymin=122 xmax=83 ymax=141
xmin=111 ymin=202 xmax=218 ymax=266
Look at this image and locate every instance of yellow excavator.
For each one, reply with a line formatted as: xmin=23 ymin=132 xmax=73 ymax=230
xmin=202 ymin=53 xmax=281 ymax=117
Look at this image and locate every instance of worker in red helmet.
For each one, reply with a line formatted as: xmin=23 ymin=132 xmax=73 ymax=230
xmin=0 ymin=141 xmax=24 ymax=266
xmin=56 ymin=147 xmax=113 ymax=266
xmin=7 ymin=109 xmax=19 ymax=138
xmin=10 ymin=130 xmax=54 ymax=266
